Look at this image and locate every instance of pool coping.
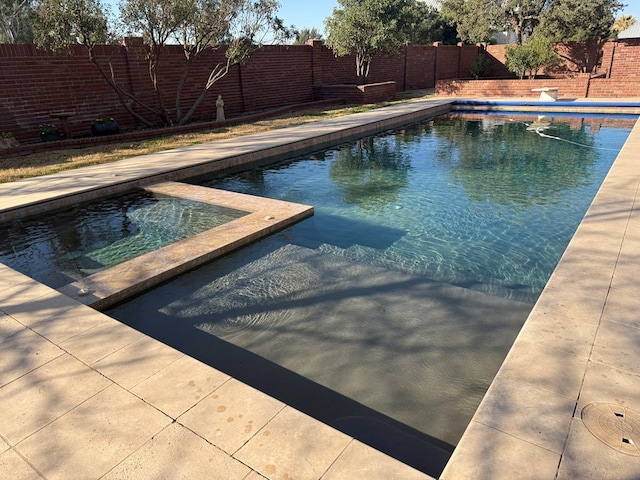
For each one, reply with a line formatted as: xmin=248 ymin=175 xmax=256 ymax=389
xmin=1 ymin=97 xmax=639 ymax=479
xmin=57 ymin=182 xmax=314 ymax=310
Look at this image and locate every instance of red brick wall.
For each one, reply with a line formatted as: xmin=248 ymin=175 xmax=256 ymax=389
xmin=608 ymin=39 xmax=640 ymax=79
xmin=405 ymin=44 xmax=437 ymax=89
xmin=435 ymin=77 xmax=591 ymax=98
xmin=588 ymin=78 xmax=640 ymax=97
xmin=2 ymin=39 xmax=640 ymax=142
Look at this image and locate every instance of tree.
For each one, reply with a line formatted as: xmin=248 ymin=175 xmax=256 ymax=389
xmin=440 ymin=0 xmax=501 ymax=44
xmin=1 ymin=0 xmax=36 ymax=42
xmin=441 ymin=0 xmax=550 ymax=45
xmin=34 ymin=0 xmax=289 ymax=127
xmin=611 ymin=15 xmax=637 ymax=36
xmin=293 ymin=27 xmax=322 ymax=45
xmin=324 ymin=0 xmax=417 ymax=84
xmin=538 ymin=0 xmax=624 ymax=72
xmin=505 ymin=34 xmax=560 ymax=79
xmin=404 ymin=1 xmax=446 ymax=44
xmin=539 ymin=0 xmax=623 ymax=41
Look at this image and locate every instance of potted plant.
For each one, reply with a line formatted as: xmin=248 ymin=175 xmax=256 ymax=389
xmin=91 ymin=117 xmax=120 ymax=136
xmin=40 ymin=124 xmax=61 ymax=142
xmin=0 ymin=132 xmax=19 ymax=149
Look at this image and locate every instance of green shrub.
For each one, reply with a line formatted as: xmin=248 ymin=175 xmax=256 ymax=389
xmin=506 ymin=36 xmax=561 ymax=79
xmin=470 ymin=53 xmax=490 ymax=78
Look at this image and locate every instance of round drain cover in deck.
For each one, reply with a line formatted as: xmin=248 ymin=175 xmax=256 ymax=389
xmin=581 ymin=403 xmax=640 ymax=456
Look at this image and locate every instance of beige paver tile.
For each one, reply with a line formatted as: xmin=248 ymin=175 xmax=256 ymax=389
xmin=242 ymin=471 xmax=267 ymax=480
xmin=0 ymin=312 xmax=24 ymax=340
xmin=102 ymin=423 xmax=250 ymax=480
xmin=0 ymin=328 xmax=64 ymax=388
xmin=59 ymin=318 xmax=143 ymax=365
xmin=576 ymin=361 xmax=640 ymax=415
xmin=0 ymin=291 xmax=78 ymax=327
xmin=602 ymin=287 xmax=640 ymax=329
xmin=26 ymin=303 xmax=109 ymax=343
xmin=322 ymin=440 xmax=433 ymax=480
xmin=515 ymin=310 xmax=599 ymax=358
xmin=498 ymin=339 xmax=588 ymax=398
xmin=525 ymin=286 xmax=606 ymax=326
xmin=472 ymin=374 xmax=575 ymax=453
xmin=610 ymin=244 xmax=640 ymax=292
xmin=440 ymin=421 xmax=560 ymax=480
xmin=0 ymin=283 xmax=76 ymax=318
xmin=91 ymin=335 xmax=183 ymax=389
xmin=179 ymin=378 xmax=284 ymax=455
xmin=1 ymin=437 xmax=8 ymax=453
xmin=0 ymin=353 xmax=112 ymax=444
xmin=0 ymin=449 xmax=42 ymax=480
xmin=592 ymin=320 xmax=640 ymax=375
xmin=556 ymin=417 xmax=640 ymax=480
xmin=0 ymin=265 xmax=36 ymax=291
xmin=16 ymin=383 xmax=171 ymax=480
xmin=132 ymin=355 xmax=230 ymax=419
xmin=234 ymin=406 xmax=351 ymax=480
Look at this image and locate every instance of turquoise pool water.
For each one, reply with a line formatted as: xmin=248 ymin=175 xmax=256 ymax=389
xmin=0 ymin=190 xmax=247 ymax=287
xmin=103 ymin=112 xmax=633 ymax=473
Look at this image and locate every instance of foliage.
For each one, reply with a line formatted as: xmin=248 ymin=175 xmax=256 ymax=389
xmin=611 ymin=15 xmax=637 ymax=37
xmin=470 ymin=53 xmax=489 ymax=78
xmin=33 ymin=0 xmax=108 ymax=52
xmin=440 ymin=0 xmax=507 ymax=44
xmin=33 ymin=0 xmax=289 ymax=127
xmin=39 ymin=123 xmax=59 ymax=134
xmin=293 ymin=27 xmax=322 ymax=45
xmin=1 ymin=0 xmax=36 ymax=42
xmin=324 ymin=0 xmax=422 ymax=84
xmin=505 ymin=35 xmax=560 ymax=79
xmin=404 ymin=1 xmax=447 ymax=45
xmin=441 ymin=0 xmax=622 ymax=46
xmin=537 ymin=0 xmax=623 ymax=73
xmin=0 ymin=131 xmax=15 ymax=138
xmin=538 ymin=0 xmax=623 ymax=41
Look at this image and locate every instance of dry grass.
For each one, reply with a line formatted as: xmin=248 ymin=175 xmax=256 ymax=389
xmin=0 ymin=90 xmax=435 ymax=184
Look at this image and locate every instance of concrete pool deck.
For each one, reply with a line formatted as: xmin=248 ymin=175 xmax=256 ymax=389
xmin=1 ymin=97 xmax=639 ymax=479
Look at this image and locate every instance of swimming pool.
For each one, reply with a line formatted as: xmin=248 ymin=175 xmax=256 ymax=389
xmin=103 ymin=111 xmax=634 ymax=470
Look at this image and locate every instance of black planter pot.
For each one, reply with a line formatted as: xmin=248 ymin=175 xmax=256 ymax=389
xmin=40 ymin=131 xmax=61 ymax=142
xmin=91 ymin=121 xmax=120 ymax=136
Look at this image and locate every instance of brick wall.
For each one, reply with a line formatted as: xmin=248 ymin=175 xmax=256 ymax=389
xmin=2 ymin=39 xmax=640 ymax=142
xmin=435 ymin=76 xmax=591 ymax=98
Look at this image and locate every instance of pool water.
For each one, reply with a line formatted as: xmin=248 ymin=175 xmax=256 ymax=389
xmin=105 ymin=112 xmax=632 ymax=471
xmin=0 ymin=190 xmax=248 ymax=288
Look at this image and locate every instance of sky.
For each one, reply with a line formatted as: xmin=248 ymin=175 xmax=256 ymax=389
xmin=275 ymin=0 xmax=640 ymax=36
xmin=277 ymin=0 xmax=338 ymax=34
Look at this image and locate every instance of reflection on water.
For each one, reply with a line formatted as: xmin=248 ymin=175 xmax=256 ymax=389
xmin=106 ymin=112 xmax=632 ymax=475
xmin=0 ymin=190 xmax=247 ymax=287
